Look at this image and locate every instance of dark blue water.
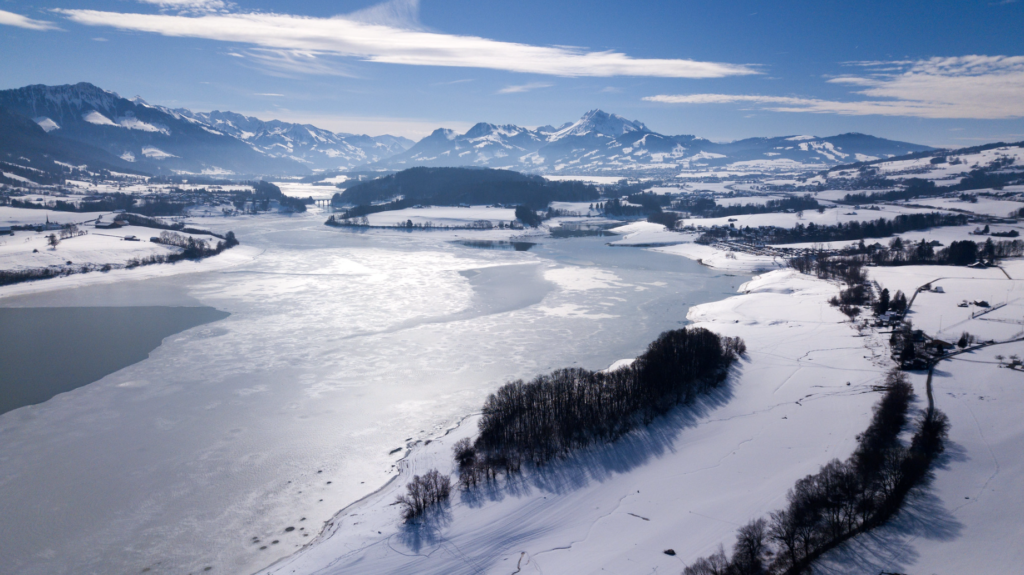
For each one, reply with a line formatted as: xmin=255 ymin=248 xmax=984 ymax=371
xmin=0 ymin=306 xmax=228 ymax=415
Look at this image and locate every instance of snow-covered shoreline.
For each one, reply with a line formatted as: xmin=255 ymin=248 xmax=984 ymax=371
xmin=0 ymin=244 xmax=261 ymax=300
xmin=259 ymin=268 xmax=892 ymax=574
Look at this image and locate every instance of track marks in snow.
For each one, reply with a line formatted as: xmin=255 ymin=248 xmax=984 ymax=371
xmin=946 ymin=391 xmax=1001 ymax=514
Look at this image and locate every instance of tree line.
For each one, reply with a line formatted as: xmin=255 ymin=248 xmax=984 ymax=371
xmin=806 ymin=237 xmax=1024 ymax=267
xmin=678 ymin=195 xmax=822 ymax=218
xmin=8 ymin=193 xmax=187 ymax=216
xmin=235 ymin=181 xmax=307 ymax=213
xmin=453 ymin=328 xmax=744 ymax=487
xmin=698 ymin=212 xmax=967 ymax=245
xmin=685 ymin=370 xmax=949 ymax=575
xmin=335 ymin=167 xmax=599 ymax=209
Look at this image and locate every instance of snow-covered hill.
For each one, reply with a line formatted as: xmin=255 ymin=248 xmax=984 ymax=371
xmin=826 ymin=141 xmax=1024 ymax=187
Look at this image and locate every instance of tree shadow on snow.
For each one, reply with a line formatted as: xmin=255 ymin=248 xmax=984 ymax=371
xmin=394 ymin=502 xmax=454 ymax=554
xmin=811 ymin=446 xmax=965 ymax=574
xmin=460 ymin=363 xmax=740 ymax=509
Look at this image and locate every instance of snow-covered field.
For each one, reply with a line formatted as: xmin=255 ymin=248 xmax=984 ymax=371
xmin=817 ymin=262 xmax=1024 ymax=573
xmin=870 ymin=265 xmax=1024 ymax=343
xmin=911 ymin=194 xmax=1024 ymax=218
xmin=0 ymin=206 xmax=114 ymax=227
xmin=364 ymin=205 xmax=518 ymax=227
xmin=714 ymin=194 xmax=788 ymax=206
xmin=542 ymin=175 xmax=625 ymax=185
xmin=818 ymin=344 xmax=1024 ymax=574
xmin=261 ymin=269 xmax=891 ymax=574
xmin=274 ymin=182 xmax=339 ymax=201
xmin=682 ymin=204 xmax=952 ymax=231
xmin=0 ymin=224 xmax=215 ymax=271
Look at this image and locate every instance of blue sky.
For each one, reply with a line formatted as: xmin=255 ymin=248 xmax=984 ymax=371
xmin=1 ymin=0 xmax=1023 ymax=145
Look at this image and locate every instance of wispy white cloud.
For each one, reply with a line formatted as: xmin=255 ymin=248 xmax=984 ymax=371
xmin=646 ymin=94 xmax=805 ymax=105
xmin=254 ymin=93 xmax=284 ymax=97
xmin=232 ymin=49 xmax=356 ymax=78
xmin=0 ymin=9 xmax=61 ymax=31
xmin=55 ymin=4 xmax=756 ymax=78
xmin=497 ymin=82 xmax=552 ymax=94
xmin=136 ymin=0 xmax=234 ymax=14
xmin=346 ymin=0 xmax=423 ymax=29
xmin=645 ymin=56 xmax=1024 ymax=119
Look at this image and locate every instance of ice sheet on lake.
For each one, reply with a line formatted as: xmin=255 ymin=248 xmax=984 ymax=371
xmin=0 ymin=213 xmax=745 ymax=575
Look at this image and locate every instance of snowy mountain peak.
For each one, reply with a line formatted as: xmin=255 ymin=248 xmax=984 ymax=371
xmin=464 ymin=122 xmax=531 ymax=139
xmin=550 ymin=109 xmax=649 ymax=141
xmin=426 ymin=128 xmax=459 ymax=141
xmin=5 ymin=82 xmax=122 ymax=120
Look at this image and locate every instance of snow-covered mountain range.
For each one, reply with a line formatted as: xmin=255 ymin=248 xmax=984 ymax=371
xmin=0 ymin=83 xmax=933 ymax=177
xmin=173 ymin=109 xmax=413 ymax=171
xmin=0 ymin=83 xmax=412 ymax=177
xmin=368 ymin=109 xmax=933 ymax=174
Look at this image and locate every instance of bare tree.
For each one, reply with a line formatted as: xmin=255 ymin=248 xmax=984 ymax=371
xmin=732 ymin=517 xmax=768 ymax=574
xmin=395 ymin=469 xmax=451 ymax=521
xmin=47 ymin=234 xmax=60 ymax=249
xmin=684 ymin=545 xmax=730 ymax=575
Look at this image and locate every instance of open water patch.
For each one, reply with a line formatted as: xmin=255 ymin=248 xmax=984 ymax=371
xmin=0 ymin=306 xmax=229 ymax=415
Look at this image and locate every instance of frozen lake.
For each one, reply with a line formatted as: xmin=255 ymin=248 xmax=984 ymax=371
xmin=0 ymin=212 xmax=747 ymax=575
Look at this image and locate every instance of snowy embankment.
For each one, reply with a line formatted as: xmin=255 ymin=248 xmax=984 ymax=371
xmin=652 ymin=243 xmax=788 ymax=274
xmin=0 ymin=243 xmax=260 ymax=299
xmin=0 ymin=207 xmax=258 ymax=297
xmin=607 ymin=221 xmax=692 ymax=246
xmin=605 ymin=222 xmax=785 ymax=273
xmin=261 ymin=269 xmax=890 ymax=575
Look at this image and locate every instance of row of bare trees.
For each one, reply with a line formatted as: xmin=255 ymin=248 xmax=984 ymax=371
xmin=452 ymin=328 xmax=742 ymax=489
xmin=685 ymin=370 xmax=949 ymax=575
